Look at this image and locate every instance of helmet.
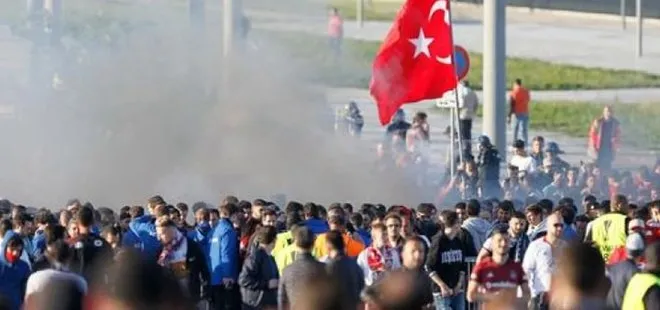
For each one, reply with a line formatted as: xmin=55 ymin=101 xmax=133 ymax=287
xmin=545 ymin=142 xmax=564 ymax=154
xmin=477 ymin=135 xmax=491 ymax=146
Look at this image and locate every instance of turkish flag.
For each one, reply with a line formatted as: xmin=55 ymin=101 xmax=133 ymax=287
xmin=369 ymin=0 xmax=458 ymax=125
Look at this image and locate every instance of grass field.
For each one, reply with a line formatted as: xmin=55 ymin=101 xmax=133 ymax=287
xmin=270 ymin=32 xmax=660 ymax=90
xmin=464 ymin=101 xmax=660 ymax=148
xmin=329 ymin=0 xmax=403 ymax=21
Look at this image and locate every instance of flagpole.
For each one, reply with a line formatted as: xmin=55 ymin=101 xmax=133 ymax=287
xmin=445 ymin=1 xmax=464 ymax=179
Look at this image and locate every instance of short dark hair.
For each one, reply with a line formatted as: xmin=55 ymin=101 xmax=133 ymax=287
xmin=285 ymin=212 xmax=303 ymax=230
xmin=511 ymin=211 xmax=525 ymax=220
xmin=262 ymin=209 xmax=277 ymax=218
xmin=0 ymin=219 xmax=13 ymax=237
xmin=209 ymin=209 xmax=220 ymax=218
xmin=466 ymin=199 xmax=480 ymax=216
xmin=285 ymin=201 xmax=303 ymax=215
xmin=349 ymin=213 xmax=363 ymax=228
xmin=75 ymin=206 xmax=95 ymax=228
xmin=303 ymin=203 xmax=320 ymax=218
xmin=325 ymin=230 xmax=345 ymax=253
xmin=155 ymin=218 xmax=176 ymax=228
xmin=45 ymin=224 xmax=66 ymax=245
xmin=525 ymin=204 xmax=543 ymax=216
xmin=515 ymin=78 xmax=522 ymax=85
xmin=175 ymin=203 xmax=188 ymax=213
xmin=219 ymin=203 xmax=237 ymax=217
xmin=148 ymin=195 xmax=165 ymax=206
xmin=256 ymin=226 xmax=278 ymax=245
xmin=439 ymin=210 xmax=458 ymax=227
xmin=328 ymin=215 xmax=346 ymax=227
xmin=293 ymin=226 xmax=315 ymax=250
xmin=129 ymin=206 xmax=144 ymax=219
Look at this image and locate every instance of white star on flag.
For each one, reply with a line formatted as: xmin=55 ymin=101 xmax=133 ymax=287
xmin=408 ymin=29 xmax=434 ymax=58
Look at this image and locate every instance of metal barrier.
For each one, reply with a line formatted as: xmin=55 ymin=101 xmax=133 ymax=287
xmin=464 ymin=256 xmax=478 ymax=310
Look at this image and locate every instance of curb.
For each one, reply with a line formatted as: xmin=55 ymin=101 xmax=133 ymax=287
xmin=451 ymin=2 xmax=660 ymax=27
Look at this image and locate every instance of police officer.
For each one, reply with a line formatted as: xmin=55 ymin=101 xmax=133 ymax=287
xmin=68 ymin=205 xmax=113 ymax=280
xmin=385 ymin=109 xmax=411 ymax=152
xmin=335 ymin=101 xmax=364 ymax=137
xmin=476 ymin=135 xmax=501 ymax=198
xmin=622 ymin=242 xmax=660 ymax=309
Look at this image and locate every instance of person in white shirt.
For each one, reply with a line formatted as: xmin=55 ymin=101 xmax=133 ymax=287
xmin=357 ymin=223 xmax=401 ymax=286
xmin=509 ymin=139 xmax=536 ymax=177
xmin=522 ymin=213 xmax=566 ymax=310
xmin=458 ymin=81 xmax=479 ymax=157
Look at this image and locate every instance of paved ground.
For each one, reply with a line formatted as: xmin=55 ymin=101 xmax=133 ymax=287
xmin=248 ymin=6 xmax=660 ymax=75
xmin=326 ymin=87 xmax=659 ymax=168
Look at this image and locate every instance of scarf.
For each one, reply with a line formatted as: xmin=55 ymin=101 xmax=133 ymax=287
xmin=366 ymin=245 xmax=395 ymax=283
xmin=511 ymin=233 xmax=530 ymax=263
xmin=158 ymin=232 xmax=185 ymax=267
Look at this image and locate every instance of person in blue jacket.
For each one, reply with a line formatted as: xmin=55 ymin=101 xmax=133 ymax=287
xmin=122 ymin=205 xmax=161 ymax=261
xmin=302 ymin=203 xmax=329 ymax=235
xmin=0 ymin=231 xmax=30 ymax=310
xmin=208 ymin=204 xmax=240 ymax=310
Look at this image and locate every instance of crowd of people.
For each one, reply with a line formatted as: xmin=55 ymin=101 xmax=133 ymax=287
xmin=1 ymin=184 xmax=660 ymax=310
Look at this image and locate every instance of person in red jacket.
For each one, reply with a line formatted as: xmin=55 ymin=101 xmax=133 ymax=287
xmin=588 ymin=105 xmax=621 ymax=172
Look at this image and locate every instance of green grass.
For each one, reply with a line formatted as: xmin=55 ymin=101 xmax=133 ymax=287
xmin=266 ymin=31 xmax=660 ymax=90
xmin=466 ymin=101 xmax=660 ymax=148
xmin=329 ymin=0 xmax=403 ymax=21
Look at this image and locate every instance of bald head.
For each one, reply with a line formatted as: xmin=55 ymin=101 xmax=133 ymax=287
xmin=547 ymin=213 xmax=564 ymax=239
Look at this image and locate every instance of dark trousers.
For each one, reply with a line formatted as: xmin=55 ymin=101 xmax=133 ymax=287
xmin=530 ymin=294 xmax=549 ymax=310
xmin=211 ymin=284 xmax=241 ymax=310
xmin=459 ymin=118 xmax=472 ymax=158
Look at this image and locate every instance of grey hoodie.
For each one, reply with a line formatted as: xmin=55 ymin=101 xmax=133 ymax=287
xmin=462 ymin=217 xmax=493 ymax=252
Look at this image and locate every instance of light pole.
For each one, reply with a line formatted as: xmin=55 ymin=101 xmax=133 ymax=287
xmin=636 ymin=0 xmax=643 ymax=57
xmin=482 ymin=0 xmax=507 ymax=160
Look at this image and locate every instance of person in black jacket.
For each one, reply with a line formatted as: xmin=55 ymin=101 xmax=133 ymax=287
xmin=426 ymin=210 xmax=477 ymax=310
xmin=67 ymin=206 xmax=113 ymax=281
xmin=155 ymin=218 xmax=210 ymax=308
xmin=324 ymin=230 xmax=365 ymax=309
xmin=239 ymin=226 xmax=280 ymax=310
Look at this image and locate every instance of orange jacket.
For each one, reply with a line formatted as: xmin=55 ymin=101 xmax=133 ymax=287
xmin=588 ymin=117 xmax=621 ymax=152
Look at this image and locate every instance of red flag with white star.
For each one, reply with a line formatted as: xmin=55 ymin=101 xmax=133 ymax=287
xmin=369 ymin=0 xmax=458 ymax=125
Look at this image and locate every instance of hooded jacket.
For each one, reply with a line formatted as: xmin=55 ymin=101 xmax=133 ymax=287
xmin=461 ymin=217 xmax=492 ymax=252
xmin=122 ymin=215 xmax=161 ymax=261
xmin=0 ymin=231 xmax=31 ymax=310
xmin=208 ymin=218 xmax=239 ymax=285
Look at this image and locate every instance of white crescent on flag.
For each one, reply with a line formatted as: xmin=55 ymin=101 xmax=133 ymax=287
xmin=428 ymin=0 xmax=452 ymax=65
xmin=428 ymin=0 xmax=450 ymax=26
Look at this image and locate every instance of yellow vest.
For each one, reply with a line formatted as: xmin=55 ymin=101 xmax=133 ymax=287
xmin=271 ymin=231 xmax=293 ymax=257
xmin=622 ymin=273 xmax=660 ymax=310
xmin=591 ymin=213 xmax=627 ymax=262
xmin=274 ymin=243 xmax=297 ymax=274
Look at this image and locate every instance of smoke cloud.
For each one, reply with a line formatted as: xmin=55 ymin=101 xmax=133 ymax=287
xmin=0 ymin=0 xmax=425 ymax=209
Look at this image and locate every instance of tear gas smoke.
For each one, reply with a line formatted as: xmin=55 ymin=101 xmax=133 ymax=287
xmin=0 ymin=0 xmax=426 ymax=208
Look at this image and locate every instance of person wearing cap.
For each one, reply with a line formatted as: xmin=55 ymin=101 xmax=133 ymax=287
xmin=621 ymin=243 xmax=660 ymax=310
xmin=509 ymin=139 xmax=536 ymax=177
xmin=543 ymin=142 xmax=570 ymax=172
xmin=606 ymin=232 xmax=645 ymax=310
xmin=609 ymin=218 xmax=648 ymax=266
